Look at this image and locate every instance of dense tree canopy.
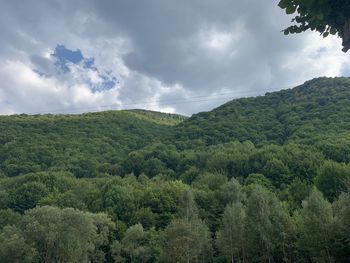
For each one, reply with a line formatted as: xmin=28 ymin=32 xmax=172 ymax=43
xmin=1 ymin=77 xmax=350 ymax=262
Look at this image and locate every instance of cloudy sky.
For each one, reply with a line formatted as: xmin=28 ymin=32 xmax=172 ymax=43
xmin=0 ymin=0 xmax=349 ymax=116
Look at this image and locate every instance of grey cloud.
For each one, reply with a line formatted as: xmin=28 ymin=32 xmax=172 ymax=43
xmin=0 ymin=0 xmax=349 ymax=115
xmin=91 ymin=0 xmax=313 ymax=91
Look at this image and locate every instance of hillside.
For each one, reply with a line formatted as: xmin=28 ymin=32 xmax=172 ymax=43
xmin=0 ymin=110 xmax=185 ymax=178
xmin=0 ymin=77 xmax=350 ymax=262
xmin=174 ymin=77 xmax=350 ymax=146
xmin=3 ymin=77 xmax=350 ymax=179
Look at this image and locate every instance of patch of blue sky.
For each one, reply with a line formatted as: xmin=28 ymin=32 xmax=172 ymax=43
xmin=48 ymin=45 xmax=117 ymax=91
xmin=52 ymin=45 xmax=84 ymax=72
xmin=83 ymin=58 xmax=96 ymax=69
xmin=88 ymin=74 xmax=117 ymax=92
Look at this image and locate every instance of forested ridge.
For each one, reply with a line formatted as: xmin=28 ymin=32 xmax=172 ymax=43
xmin=0 ymin=109 xmax=186 ymax=178
xmin=0 ymin=77 xmax=350 ymax=262
xmin=173 ymin=77 xmax=350 ymax=147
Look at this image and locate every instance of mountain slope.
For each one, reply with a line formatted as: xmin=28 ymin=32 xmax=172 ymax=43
xmin=173 ymin=77 xmax=350 ymax=147
xmin=0 ymin=110 xmax=186 ymax=177
xmin=2 ymin=77 xmax=350 ymax=179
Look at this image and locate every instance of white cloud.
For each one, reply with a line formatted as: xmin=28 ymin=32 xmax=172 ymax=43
xmin=278 ymin=33 xmax=350 ymax=87
xmin=0 ymin=60 xmax=121 ymax=114
xmin=0 ymin=0 xmax=350 ymax=116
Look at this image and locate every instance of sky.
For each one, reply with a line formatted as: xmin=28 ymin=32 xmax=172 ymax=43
xmin=0 ymin=0 xmax=350 ymax=116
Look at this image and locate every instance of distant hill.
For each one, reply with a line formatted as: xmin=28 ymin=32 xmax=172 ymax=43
xmin=0 ymin=110 xmax=185 ymax=177
xmin=173 ymin=77 xmax=350 ymax=149
xmin=2 ymin=77 xmax=350 ymax=178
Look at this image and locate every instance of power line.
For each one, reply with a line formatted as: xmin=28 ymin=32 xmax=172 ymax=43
xmin=25 ymin=85 xmax=297 ymax=115
xmin=28 ymin=92 xmax=239 ymax=115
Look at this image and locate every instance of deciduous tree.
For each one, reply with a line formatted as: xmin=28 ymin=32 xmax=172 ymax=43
xmin=279 ymin=0 xmax=350 ymax=52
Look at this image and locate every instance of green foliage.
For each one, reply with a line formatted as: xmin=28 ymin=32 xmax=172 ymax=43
xmin=162 ymin=189 xmax=212 ymax=263
xmin=279 ymin=178 xmax=312 ymax=211
xmin=0 ymin=225 xmax=38 ymax=263
xmin=0 ymin=209 xmax=21 ymax=229
xmin=0 ymin=110 xmax=184 ymax=178
xmin=216 ymin=202 xmax=246 ymax=263
xmin=333 ymin=191 xmax=350 ymax=262
xmin=21 ymin=206 xmax=95 ymax=262
xmin=278 ymin=0 xmax=350 ymax=52
xmin=296 ymin=187 xmax=335 ymax=262
xmin=178 ymin=189 xmax=197 ymax=222
xmin=163 ymin=219 xmax=195 ymax=263
xmin=1 ymin=77 xmax=350 ymax=261
xmin=163 ymin=218 xmax=212 ymax=263
xmin=334 ymin=191 xmax=350 ymax=238
xmin=9 ymin=182 xmax=49 ymax=213
xmin=316 ymin=160 xmax=350 ymax=201
xmin=218 ymin=178 xmax=245 ymax=206
xmin=26 ymin=206 xmax=115 ymax=263
xmin=175 ymin=77 xmax=350 ymax=149
xmin=121 ymin=224 xmax=152 ymax=263
xmin=245 ymin=185 xmax=291 ymax=262
xmin=244 ymin=173 xmax=274 ymax=190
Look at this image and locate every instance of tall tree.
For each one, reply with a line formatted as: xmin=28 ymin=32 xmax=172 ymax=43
xmin=335 ymin=191 xmax=350 ymax=239
xmin=89 ymin=212 xmax=116 ymax=263
xmin=164 ymin=189 xmax=212 ymax=263
xmin=13 ymin=206 xmax=115 ymax=263
xmin=163 ymin=218 xmax=211 ymax=263
xmin=219 ymin=178 xmax=245 ymax=206
xmin=216 ymin=201 xmax=246 ymax=263
xmin=297 ymin=187 xmax=335 ymax=262
xmin=191 ymin=218 xmax=213 ymax=263
xmin=178 ymin=189 xmax=198 ymax=222
xmin=21 ymin=206 xmax=96 ymax=263
xmin=245 ymin=185 xmax=290 ymax=262
xmin=121 ymin=224 xmax=151 ymax=263
xmin=163 ymin=219 xmax=194 ymax=263
xmin=333 ymin=190 xmax=350 ymax=261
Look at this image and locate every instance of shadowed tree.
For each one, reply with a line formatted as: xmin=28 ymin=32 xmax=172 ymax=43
xmin=0 ymin=225 xmax=38 ymax=263
xmin=9 ymin=182 xmax=49 ymax=213
xmin=279 ymin=0 xmax=350 ymax=52
xmin=332 ymin=189 xmax=350 ymax=261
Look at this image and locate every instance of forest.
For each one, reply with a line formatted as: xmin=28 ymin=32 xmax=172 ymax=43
xmin=0 ymin=77 xmax=350 ymax=262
